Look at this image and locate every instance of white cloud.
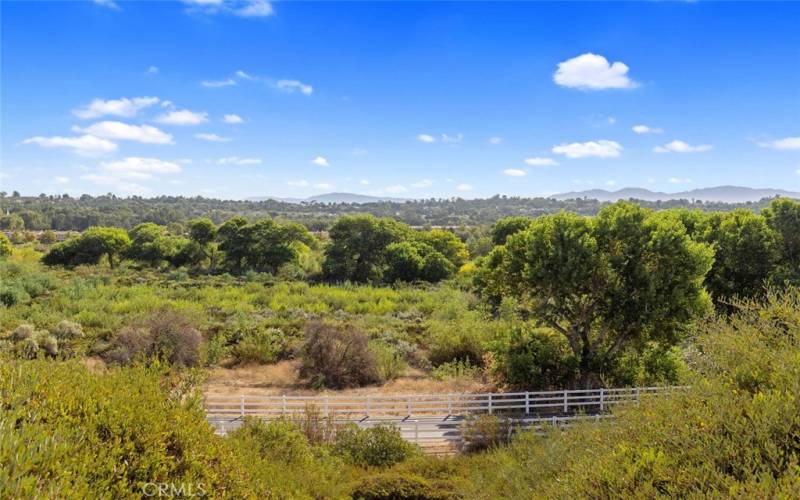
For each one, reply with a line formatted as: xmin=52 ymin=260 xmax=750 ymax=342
xmin=553 ymin=53 xmax=638 ymax=90
xmin=411 ymin=179 xmax=433 ymax=188
xmin=146 ymin=66 xmax=159 ymax=75
xmin=100 ymin=157 xmax=182 ymax=177
xmin=605 ymin=180 xmax=617 ymax=187
xmin=457 ymin=183 xmax=473 ymax=192
xmin=183 ymin=0 xmax=274 ymax=17
xmin=54 ymin=176 xmax=70 ymax=184
xmin=23 ymin=134 xmax=117 ymax=157
xmin=313 ymin=182 xmax=334 ymax=190
xmin=235 ymin=69 xmax=255 ymax=80
xmin=417 ymin=134 xmax=436 ymax=143
xmin=758 ymin=137 xmax=800 ymax=151
xmin=311 ymin=156 xmax=330 ymax=167
xmin=647 ymin=177 xmax=656 ymax=184
xmin=653 ymin=140 xmax=712 ymax=154
xmin=202 ymin=78 xmax=237 ymax=88
xmin=223 ymin=114 xmax=244 ymax=124
xmin=195 ymin=133 xmax=231 ymax=142
xmin=632 ymin=124 xmax=663 ymax=134
xmin=93 ymin=0 xmax=119 ymax=10
xmin=385 ymin=184 xmax=408 ymax=194
xmin=668 ymin=177 xmax=692 ymax=184
xmin=156 ymin=109 xmax=209 ymax=126
xmin=288 ymin=180 xmax=310 ymax=187
xmin=359 ymin=179 xmax=370 ymax=185
xmin=73 ymin=96 xmax=160 ymax=119
xmin=276 ymin=79 xmax=313 ymax=95
xmin=216 ymin=156 xmax=262 ymax=165
xmin=441 ymin=133 xmax=463 ymax=143
xmin=552 ymin=140 xmax=623 ymax=159
xmin=503 ymin=169 xmax=527 ymax=177
xmin=524 ymin=157 xmax=558 ymax=166
xmin=489 ymin=137 xmax=503 ymax=145
xmin=81 ymin=175 xmax=151 ymax=194
xmin=76 ymin=121 xmax=174 ymax=144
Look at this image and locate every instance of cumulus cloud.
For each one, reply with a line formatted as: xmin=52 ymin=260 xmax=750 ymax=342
xmin=668 ymin=177 xmax=692 ymax=184
xmin=156 ymin=109 xmax=209 ymax=126
xmin=441 ymin=133 xmax=463 ymax=143
xmin=359 ymin=179 xmax=370 ymax=185
xmin=216 ymin=156 xmax=262 ymax=165
xmin=457 ymin=183 xmax=473 ymax=192
xmin=146 ymin=66 xmax=159 ymax=75
xmin=411 ymin=179 xmax=433 ymax=188
xmin=489 ymin=136 xmax=503 ymax=145
xmin=202 ymin=78 xmax=237 ymax=88
xmin=93 ymin=0 xmax=119 ymax=10
xmin=73 ymin=96 xmax=160 ymax=119
xmin=503 ymin=169 xmax=527 ymax=177
xmin=758 ymin=137 xmax=800 ymax=151
xmin=653 ymin=140 xmax=712 ymax=154
xmin=195 ymin=133 xmax=231 ymax=142
xmin=552 ymin=140 xmax=623 ymax=159
xmin=100 ymin=157 xmax=182 ymax=177
xmin=311 ymin=156 xmax=330 ymax=167
xmin=553 ymin=53 xmax=638 ymax=90
xmin=23 ymin=134 xmax=117 ymax=157
xmin=276 ymin=79 xmax=313 ymax=95
xmin=524 ymin=157 xmax=558 ymax=166
xmin=417 ymin=134 xmax=436 ymax=143
xmin=632 ymin=124 xmax=663 ymax=134
xmin=223 ymin=114 xmax=244 ymax=124
xmin=75 ymin=121 xmax=174 ymax=144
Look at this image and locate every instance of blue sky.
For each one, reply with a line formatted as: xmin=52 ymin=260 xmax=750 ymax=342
xmin=1 ymin=1 xmax=799 ymax=199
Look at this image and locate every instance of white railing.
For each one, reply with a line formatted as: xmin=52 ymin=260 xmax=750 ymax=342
xmin=204 ymin=386 xmax=686 ymax=419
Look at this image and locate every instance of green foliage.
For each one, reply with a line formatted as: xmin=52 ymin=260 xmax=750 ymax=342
xmin=490 ymin=216 xmax=533 ymax=245
xmin=334 ymin=424 xmax=420 ymax=468
xmin=702 ymin=209 xmax=779 ymax=301
xmin=460 ymin=414 xmax=512 ymax=453
xmin=323 ymin=214 xmax=411 ymax=283
xmin=126 ymin=222 xmax=183 ymax=267
xmin=350 ymin=472 xmax=459 ymax=500
xmin=228 ymin=417 xmax=312 ymax=465
xmin=479 ymin=202 xmax=714 ymax=387
xmin=430 ymin=359 xmax=482 ymax=382
xmin=218 ymin=217 xmax=314 ymax=274
xmin=230 ymin=327 xmax=288 ymax=365
xmin=43 ymin=226 xmax=130 ymax=268
xmin=762 ymin=197 xmax=800 ymax=285
xmin=415 ymin=229 xmax=469 ymax=268
xmin=369 ymin=340 xmax=408 ymax=381
xmin=426 ymin=310 xmax=496 ymax=367
xmin=489 ymin=327 xmax=577 ymax=390
xmin=0 ymin=233 xmax=12 ymax=257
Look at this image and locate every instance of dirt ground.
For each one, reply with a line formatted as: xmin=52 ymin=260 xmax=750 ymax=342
xmin=203 ymin=360 xmax=490 ymax=397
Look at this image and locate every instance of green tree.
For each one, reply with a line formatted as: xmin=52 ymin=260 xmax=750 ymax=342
xmin=490 ymin=216 xmax=533 ymax=245
xmin=0 ymin=214 xmax=24 ymax=230
xmin=701 ymin=210 xmax=779 ymax=301
xmin=127 ymin=223 xmax=178 ymax=266
xmin=479 ymin=202 xmax=713 ymax=387
xmin=323 ymin=215 xmax=411 ymax=283
xmin=415 ymin=228 xmax=469 ymax=268
xmin=217 ymin=217 xmax=314 ymax=274
xmin=43 ymin=226 xmax=130 ymax=268
xmin=762 ymin=198 xmax=800 ymax=284
xmin=0 ymin=233 xmax=12 ymax=257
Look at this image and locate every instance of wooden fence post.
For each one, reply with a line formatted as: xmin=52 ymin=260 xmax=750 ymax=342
xmin=282 ymin=395 xmax=287 ymax=415
xmin=563 ymin=391 xmax=568 ymax=413
xmin=599 ymin=387 xmax=604 ymax=411
xmin=525 ymin=392 xmax=530 ymax=414
xmin=488 ymin=393 xmax=493 ymax=414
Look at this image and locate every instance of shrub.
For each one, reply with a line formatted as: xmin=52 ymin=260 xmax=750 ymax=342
xmin=333 ymin=424 xmax=419 ymax=468
xmin=299 ymin=322 xmax=381 ymax=389
xmin=16 ymin=337 xmax=40 ymax=359
xmin=40 ymin=335 xmax=58 ymax=356
xmin=231 ymin=328 xmax=287 ymax=365
xmin=459 ymin=414 xmax=512 ymax=453
xmin=0 ymin=285 xmax=27 ymax=307
xmin=489 ymin=327 xmax=577 ymax=390
xmin=0 ymin=233 xmax=12 ymax=257
xmin=52 ymin=320 xmax=84 ymax=339
xmin=369 ymin=341 xmax=407 ymax=381
xmin=104 ymin=310 xmax=202 ymax=367
xmin=431 ymin=360 xmax=482 ymax=382
xmin=426 ymin=314 xmax=493 ymax=367
xmin=11 ymin=324 xmax=35 ymax=341
xmin=228 ymin=417 xmax=312 ymax=465
xmin=350 ymin=472 xmax=458 ymax=500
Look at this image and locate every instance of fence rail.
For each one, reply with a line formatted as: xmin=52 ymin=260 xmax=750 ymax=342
xmin=205 ymin=386 xmax=686 ymax=419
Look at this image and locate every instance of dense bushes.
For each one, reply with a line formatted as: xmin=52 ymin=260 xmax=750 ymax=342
xmin=489 ymin=327 xmax=577 ymax=389
xmin=334 ymin=424 xmax=420 ymax=468
xmin=299 ymin=322 xmax=381 ymax=389
xmin=104 ymin=309 xmax=202 ymax=367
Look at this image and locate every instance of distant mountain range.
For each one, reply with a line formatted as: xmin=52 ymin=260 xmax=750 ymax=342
xmin=248 ymin=192 xmax=407 ymax=204
xmin=551 ymin=186 xmax=800 ymax=203
xmin=247 ymin=186 xmax=799 ymax=205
